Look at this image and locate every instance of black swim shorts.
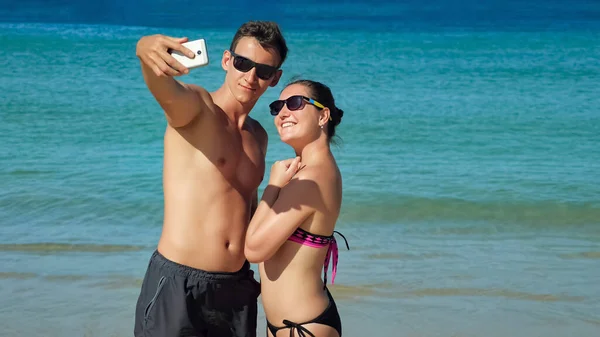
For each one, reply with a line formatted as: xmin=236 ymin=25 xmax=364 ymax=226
xmin=134 ymin=250 xmax=261 ymax=337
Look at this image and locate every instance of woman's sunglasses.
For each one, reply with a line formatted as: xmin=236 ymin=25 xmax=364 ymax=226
xmin=229 ymin=51 xmax=279 ymax=80
xmin=269 ymin=95 xmax=325 ymax=116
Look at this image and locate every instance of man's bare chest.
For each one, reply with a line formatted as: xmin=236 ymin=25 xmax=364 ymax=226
xmin=214 ymin=133 xmax=265 ymax=191
xmin=166 ymin=118 xmax=266 ymax=193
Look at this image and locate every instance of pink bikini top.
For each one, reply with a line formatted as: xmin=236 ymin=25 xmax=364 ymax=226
xmin=287 ymin=227 xmax=350 ymax=285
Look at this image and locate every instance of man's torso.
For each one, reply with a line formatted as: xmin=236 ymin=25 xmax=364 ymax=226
xmin=158 ymin=105 xmax=266 ymax=272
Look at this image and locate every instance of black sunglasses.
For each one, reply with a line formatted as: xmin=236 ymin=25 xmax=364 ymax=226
xmin=229 ymin=50 xmax=279 ymax=80
xmin=269 ymin=95 xmax=326 ymax=116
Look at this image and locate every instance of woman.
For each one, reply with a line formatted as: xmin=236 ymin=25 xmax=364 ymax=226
xmin=245 ymin=79 xmax=349 ymax=337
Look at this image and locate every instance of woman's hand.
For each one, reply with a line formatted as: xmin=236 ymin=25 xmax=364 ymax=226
xmin=268 ymin=156 xmax=302 ymax=188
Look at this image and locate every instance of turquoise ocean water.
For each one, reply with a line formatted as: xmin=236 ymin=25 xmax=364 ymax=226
xmin=1 ymin=1 xmax=600 ymax=336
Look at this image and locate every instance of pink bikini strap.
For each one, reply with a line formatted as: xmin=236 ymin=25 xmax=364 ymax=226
xmin=323 ymin=231 xmax=349 ymax=285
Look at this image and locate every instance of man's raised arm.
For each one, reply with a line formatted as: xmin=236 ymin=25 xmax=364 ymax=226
xmin=136 ymin=34 xmax=212 ymax=128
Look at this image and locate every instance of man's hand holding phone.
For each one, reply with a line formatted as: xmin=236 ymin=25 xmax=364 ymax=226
xmin=136 ymin=35 xmax=195 ymax=77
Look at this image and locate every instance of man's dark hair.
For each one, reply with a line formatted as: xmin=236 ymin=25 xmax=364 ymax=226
xmin=230 ymin=21 xmax=288 ymax=67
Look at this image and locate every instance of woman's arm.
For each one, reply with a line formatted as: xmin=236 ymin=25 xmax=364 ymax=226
xmin=244 ymin=169 xmax=322 ymax=263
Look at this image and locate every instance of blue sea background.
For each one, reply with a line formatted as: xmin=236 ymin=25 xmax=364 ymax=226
xmin=1 ymin=0 xmax=599 ymax=336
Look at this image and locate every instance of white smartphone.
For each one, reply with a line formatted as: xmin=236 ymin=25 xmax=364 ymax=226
xmin=169 ymin=38 xmax=209 ymax=70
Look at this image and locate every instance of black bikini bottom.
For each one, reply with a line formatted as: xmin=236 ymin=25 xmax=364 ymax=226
xmin=266 ymin=287 xmax=342 ymax=337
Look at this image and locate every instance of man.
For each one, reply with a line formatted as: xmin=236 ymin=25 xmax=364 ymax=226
xmin=133 ymin=21 xmax=288 ymax=337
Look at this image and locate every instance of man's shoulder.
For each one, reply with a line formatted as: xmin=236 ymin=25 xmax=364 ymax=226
xmin=245 ymin=117 xmax=269 ymax=154
xmin=245 ymin=116 xmax=267 ymax=132
xmin=179 ymin=81 xmax=211 ymax=99
xmin=247 ymin=117 xmax=269 ymax=145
